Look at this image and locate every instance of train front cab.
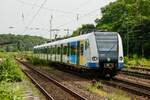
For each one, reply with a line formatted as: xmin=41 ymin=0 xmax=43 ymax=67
xmin=94 ymin=32 xmax=124 ymax=77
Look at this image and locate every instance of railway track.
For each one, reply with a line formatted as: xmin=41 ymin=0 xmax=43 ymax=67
xmin=16 ymin=59 xmax=150 ymax=99
xmin=130 ymin=67 xmax=150 ymax=72
xmin=121 ymin=69 xmax=150 ymax=79
xmin=102 ymin=75 xmax=150 ymax=98
xmin=16 ymin=59 xmax=87 ymax=100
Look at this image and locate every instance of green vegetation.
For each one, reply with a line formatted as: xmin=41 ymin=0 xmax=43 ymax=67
xmin=72 ymin=24 xmax=96 ymax=36
xmin=24 ymin=53 xmax=49 ymax=66
xmin=96 ymin=0 xmax=150 ymax=57
xmin=0 ymin=34 xmax=48 ymax=52
xmin=124 ymin=55 xmax=150 ymax=68
xmin=0 ymin=82 xmax=22 ymax=100
xmin=0 ymin=58 xmax=23 ymax=82
xmin=31 ymin=57 xmax=49 ymax=66
xmin=87 ymin=82 xmax=131 ymax=100
xmin=0 ymin=55 xmax=23 ymax=100
xmin=73 ymin=0 xmax=150 ymax=57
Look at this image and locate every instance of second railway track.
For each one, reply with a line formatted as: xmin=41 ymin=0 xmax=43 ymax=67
xmin=16 ymin=58 xmax=150 ymax=99
xmin=102 ymin=75 xmax=150 ymax=98
xmin=16 ymin=59 xmax=87 ymax=100
xmin=121 ymin=68 xmax=150 ymax=79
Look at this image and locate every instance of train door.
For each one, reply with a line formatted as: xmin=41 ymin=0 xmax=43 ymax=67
xmin=84 ymin=40 xmax=90 ymax=66
xmin=58 ymin=45 xmax=61 ymax=62
xmin=67 ymin=43 xmax=70 ymax=64
xmin=79 ymin=40 xmax=85 ymax=66
xmin=77 ymin=41 xmax=80 ymax=65
xmin=69 ymin=41 xmax=77 ymax=64
xmin=51 ymin=46 xmax=54 ymax=61
xmin=49 ymin=46 xmax=52 ymax=61
xmin=62 ymin=43 xmax=68 ymax=63
xmin=60 ymin=44 xmax=63 ymax=62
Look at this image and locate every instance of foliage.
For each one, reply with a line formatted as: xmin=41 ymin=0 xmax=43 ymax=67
xmin=0 ymin=34 xmax=48 ymax=52
xmin=72 ymin=24 xmax=96 ymax=36
xmin=31 ymin=57 xmax=49 ymax=66
xmin=95 ymin=0 xmax=150 ymax=57
xmin=0 ymin=82 xmax=22 ymax=100
xmin=87 ymin=82 xmax=130 ymax=100
xmin=0 ymin=53 xmax=24 ymax=100
xmin=124 ymin=55 xmax=150 ymax=68
xmin=0 ymin=58 xmax=23 ymax=82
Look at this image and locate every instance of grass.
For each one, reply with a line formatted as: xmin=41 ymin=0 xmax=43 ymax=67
xmin=0 ymin=52 xmax=23 ymax=99
xmin=86 ymin=82 xmax=131 ymax=100
xmin=124 ymin=55 xmax=150 ymax=68
xmin=24 ymin=53 xmax=49 ymax=66
xmin=0 ymin=58 xmax=23 ymax=82
xmin=0 ymin=53 xmax=23 ymax=100
xmin=0 ymin=81 xmax=22 ymax=100
xmin=0 ymin=52 xmax=46 ymax=100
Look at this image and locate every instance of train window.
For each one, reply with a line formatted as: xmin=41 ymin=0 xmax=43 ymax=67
xmin=71 ymin=45 xmax=76 ymax=55
xmin=33 ymin=49 xmax=36 ymax=53
xmin=44 ymin=47 xmax=47 ymax=54
xmin=55 ymin=46 xmax=57 ymax=54
xmin=48 ymin=47 xmax=51 ymax=54
xmin=85 ymin=40 xmax=89 ymax=50
xmin=39 ymin=48 xmax=41 ymax=53
xmin=53 ymin=47 xmax=55 ymax=54
xmin=67 ymin=43 xmax=70 ymax=56
xmin=57 ymin=47 xmax=60 ymax=54
xmin=41 ymin=48 xmax=43 ymax=53
xmin=51 ymin=47 xmax=53 ymax=54
xmin=63 ymin=46 xmax=67 ymax=55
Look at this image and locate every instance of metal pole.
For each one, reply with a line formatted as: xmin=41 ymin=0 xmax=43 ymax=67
xmin=50 ymin=15 xmax=53 ymax=42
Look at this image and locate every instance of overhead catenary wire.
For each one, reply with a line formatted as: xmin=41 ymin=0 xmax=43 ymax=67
xmin=18 ymin=0 xmax=101 ymax=36
xmin=16 ymin=0 xmax=78 ymax=14
xmin=71 ymin=0 xmax=91 ymax=11
xmin=55 ymin=8 xmax=100 ymax=29
xmin=22 ymin=0 xmax=47 ymax=33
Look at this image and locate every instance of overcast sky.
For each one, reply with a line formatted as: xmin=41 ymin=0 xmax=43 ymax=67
xmin=0 ymin=0 xmax=116 ymax=39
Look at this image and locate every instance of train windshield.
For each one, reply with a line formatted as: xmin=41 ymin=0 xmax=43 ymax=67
xmin=95 ymin=32 xmax=118 ymax=61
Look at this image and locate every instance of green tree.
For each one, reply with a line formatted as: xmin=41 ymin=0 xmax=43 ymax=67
xmin=72 ymin=24 xmax=96 ymax=36
xmin=95 ymin=0 xmax=150 ymax=57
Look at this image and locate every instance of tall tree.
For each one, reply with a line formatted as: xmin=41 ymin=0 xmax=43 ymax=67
xmin=72 ymin=24 xmax=96 ymax=36
xmin=96 ymin=0 xmax=150 ymax=57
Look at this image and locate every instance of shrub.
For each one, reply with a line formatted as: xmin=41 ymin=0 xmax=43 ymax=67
xmin=0 ymin=58 xmax=23 ymax=82
xmin=0 ymin=81 xmax=22 ymax=100
xmin=32 ymin=57 xmax=49 ymax=66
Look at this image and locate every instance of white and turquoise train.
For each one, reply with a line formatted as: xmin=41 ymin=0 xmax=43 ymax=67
xmin=33 ymin=31 xmax=124 ymax=77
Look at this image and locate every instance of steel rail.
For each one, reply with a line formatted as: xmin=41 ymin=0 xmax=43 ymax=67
xmin=16 ymin=59 xmax=87 ymax=100
xmin=130 ymin=67 xmax=150 ymax=72
xmin=21 ymin=68 xmax=54 ymax=100
xmin=121 ymin=69 xmax=150 ymax=79
xmin=112 ymin=77 xmax=150 ymax=98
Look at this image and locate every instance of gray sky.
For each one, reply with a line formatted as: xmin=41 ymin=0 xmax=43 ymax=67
xmin=0 ymin=0 xmax=115 ymax=39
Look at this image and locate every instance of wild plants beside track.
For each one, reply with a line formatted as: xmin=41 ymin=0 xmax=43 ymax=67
xmin=0 ymin=53 xmax=23 ymax=100
xmin=124 ymin=55 xmax=150 ymax=68
xmin=87 ymin=82 xmax=130 ymax=100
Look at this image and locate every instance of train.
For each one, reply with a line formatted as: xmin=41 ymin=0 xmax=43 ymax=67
xmin=33 ymin=31 xmax=124 ymax=77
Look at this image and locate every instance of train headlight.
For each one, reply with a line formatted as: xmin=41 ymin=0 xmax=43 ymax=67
xmin=120 ymin=56 xmax=123 ymax=61
xmin=107 ymin=58 xmax=111 ymax=62
xmin=92 ymin=57 xmax=97 ymax=61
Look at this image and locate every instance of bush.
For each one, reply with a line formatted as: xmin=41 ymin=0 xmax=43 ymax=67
xmin=0 ymin=58 xmax=23 ymax=82
xmin=0 ymin=82 xmax=22 ymax=100
xmin=32 ymin=57 xmax=49 ymax=66
xmin=125 ymin=55 xmax=150 ymax=68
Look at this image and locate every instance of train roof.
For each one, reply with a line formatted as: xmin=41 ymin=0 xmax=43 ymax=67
xmin=34 ymin=31 xmax=118 ymax=49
